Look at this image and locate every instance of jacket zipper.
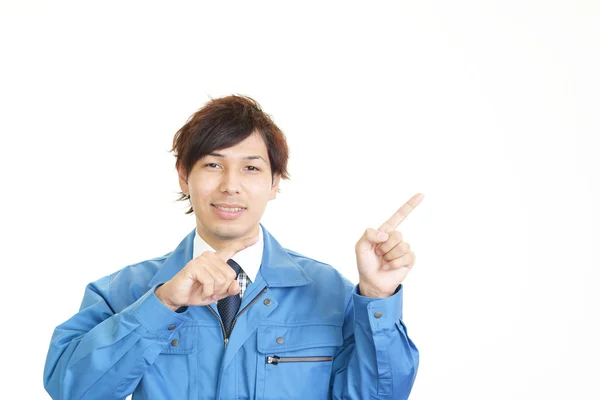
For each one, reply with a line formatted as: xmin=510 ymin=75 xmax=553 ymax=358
xmin=205 ymin=306 xmax=228 ymax=346
xmin=266 ymin=355 xmax=333 ymax=365
xmin=205 ymin=288 xmax=268 ymax=348
xmin=229 ymin=288 xmax=267 ymax=335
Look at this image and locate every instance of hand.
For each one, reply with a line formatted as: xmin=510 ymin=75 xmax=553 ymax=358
xmin=356 ymin=193 xmax=424 ymax=298
xmin=155 ymin=235 xmax=259 ymax=311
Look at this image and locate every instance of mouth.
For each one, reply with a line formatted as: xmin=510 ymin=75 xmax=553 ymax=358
xmin=212 ymin=204 xmax=246 ymax=212
xmin=211 ymin=203 xmax=246 ymax=220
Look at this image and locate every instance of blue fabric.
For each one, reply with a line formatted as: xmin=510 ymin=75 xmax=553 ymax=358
xmin=218 ymin=259 xmax=242 ymax=336
xmin=43 ymin=223 xmax=419 ymax=399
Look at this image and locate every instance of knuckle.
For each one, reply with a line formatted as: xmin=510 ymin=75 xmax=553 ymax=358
xmin=182 ymin=265 xmax=198 ymax=279
xmin=224 ymin=268 xmax=236 ymax=280
xmin=215 ymin=276 xmax=227 ymax=286
xmin=378 ymin=244 xmax=391 ymax=255
xmin=384 ymin=231 xmax=398 ymax=244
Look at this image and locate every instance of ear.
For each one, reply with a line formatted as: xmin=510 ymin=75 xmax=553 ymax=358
xmin=269 ymin=174 xmax=281 ymax=200
xmin=177 ymin=164 xmax=189 ymax=195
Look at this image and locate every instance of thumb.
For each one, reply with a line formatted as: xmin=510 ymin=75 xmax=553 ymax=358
xmin=356 ymin=228 xmax=389 ymax=253
xmin=215 ymin=235 xmax=259 ymax=262
xmin=226 ymin=279 xmax=240 ymax=296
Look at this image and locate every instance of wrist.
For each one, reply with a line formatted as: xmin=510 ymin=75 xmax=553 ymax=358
xmin=358 ymin=282 xmax=394 ymax=298
xmin=154 ymin=284 xmax=180 ymax=312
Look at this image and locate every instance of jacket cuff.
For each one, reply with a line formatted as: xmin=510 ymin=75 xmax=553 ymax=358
xmin=353 ymin=284 xmax=403 ymax=331
xmin=129 ymin=283 xmax=189 ymax=338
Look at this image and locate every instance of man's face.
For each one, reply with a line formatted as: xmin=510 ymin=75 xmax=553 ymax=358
xmin=178 ymin=132 xmax=280 ymax=249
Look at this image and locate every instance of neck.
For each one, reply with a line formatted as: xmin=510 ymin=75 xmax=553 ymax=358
xmin=196 ymin=223 xmax=260 ymax=252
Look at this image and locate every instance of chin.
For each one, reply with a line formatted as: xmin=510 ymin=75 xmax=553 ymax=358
xmin=210 ymin=221 xmax=253 ymax=239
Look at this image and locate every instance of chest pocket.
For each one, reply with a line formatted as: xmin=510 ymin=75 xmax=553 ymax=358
xmin=256 ymin=324 xmax=343 ymax=400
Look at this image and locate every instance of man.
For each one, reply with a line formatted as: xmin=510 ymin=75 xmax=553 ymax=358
xmin=43 ymin=95 xmax=422 ymax=399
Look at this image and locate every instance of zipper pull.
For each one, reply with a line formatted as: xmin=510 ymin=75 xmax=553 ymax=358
xmin=224 ymin=337 xmax=229 ymax=347
xmin=266 ymin=355 xmax=280 ymax=365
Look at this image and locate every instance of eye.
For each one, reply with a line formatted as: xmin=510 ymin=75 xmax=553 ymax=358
xmin=205 ymin=163 xmax=220 ymax=168
xmin=246 ymin=166 xmax=260 ymax=171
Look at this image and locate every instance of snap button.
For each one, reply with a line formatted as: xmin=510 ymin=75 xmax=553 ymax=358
xmin=171 ymin=339 xmax=179 ymax=346
xmin=374 ymin=311 xmax=383 ymax=318
xmin=263 ymin=298 xmax=272 ymax=306
xmin=276 ymin=337 xmax=284 ymax=344
xmin=168 ymin=325 xmax=176 ymax=331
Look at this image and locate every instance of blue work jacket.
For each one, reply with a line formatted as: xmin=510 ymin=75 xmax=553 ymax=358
xmin=44 ymin=224 xmax=419 ymax=399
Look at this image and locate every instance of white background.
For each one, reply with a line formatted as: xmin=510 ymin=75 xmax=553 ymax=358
xmin=1 ymin=1 xmax=598 ymax=399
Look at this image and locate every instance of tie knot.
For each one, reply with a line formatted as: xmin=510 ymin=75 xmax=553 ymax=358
xmin=227 ymin=259 xmax=241 ymax=276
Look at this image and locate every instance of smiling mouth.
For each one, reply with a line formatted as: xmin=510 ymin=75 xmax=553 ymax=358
xmin=211 ymin=204 xmax=246 ymax=212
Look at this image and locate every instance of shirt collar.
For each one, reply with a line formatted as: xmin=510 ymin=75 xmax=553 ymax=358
xmin=147 ymin=223 xmax=311 ymax=289
xmin=192 ymin=225 xmax=264 ymax=283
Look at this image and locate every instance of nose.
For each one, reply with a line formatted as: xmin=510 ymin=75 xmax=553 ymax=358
xmin=219 ymin=169 xmax=242 ymax=195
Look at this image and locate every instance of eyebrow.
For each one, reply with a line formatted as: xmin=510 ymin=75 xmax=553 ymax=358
xmin=207 ymin=152 xmax=267 ymax=163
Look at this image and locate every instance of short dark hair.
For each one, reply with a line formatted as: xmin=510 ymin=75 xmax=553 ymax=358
xmin=170 ymin=94 xmax=290 ymax=214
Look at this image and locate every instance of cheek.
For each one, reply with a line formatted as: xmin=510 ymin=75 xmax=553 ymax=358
xmin=239 ymin=188 xmax=268 ymax=209
xmin=189 ymin=181 xmax=215 ymax=201
xmin=246 ymin=180 xmax=273 ymax=197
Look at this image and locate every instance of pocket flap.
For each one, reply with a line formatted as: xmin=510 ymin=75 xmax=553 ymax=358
xmin=257 ymin=324 xmax=343 ymax=353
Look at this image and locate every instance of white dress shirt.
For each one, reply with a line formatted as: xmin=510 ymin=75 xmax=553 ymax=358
xmin=192 ymin=225 xmax=264 ymax=298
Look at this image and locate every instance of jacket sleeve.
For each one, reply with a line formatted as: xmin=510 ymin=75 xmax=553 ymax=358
xmin=330 ymin=284 xmax=419 ymax=399
xmin=43 ymin=275 xmax=189 ymax=400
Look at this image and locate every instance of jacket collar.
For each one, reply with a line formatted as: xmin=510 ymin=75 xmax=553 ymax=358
xmin=148 ymin=223 xmax=311 ymax=289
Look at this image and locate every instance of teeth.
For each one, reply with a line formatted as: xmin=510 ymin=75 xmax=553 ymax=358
xmin=215 ymin=206 xmax=243 ymax=212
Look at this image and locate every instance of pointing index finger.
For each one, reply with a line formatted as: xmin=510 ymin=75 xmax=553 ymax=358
xmin=378 ymin=193 xmax=424 ymax=232
xmin=215 ymin=235 xmax=259 ymax=262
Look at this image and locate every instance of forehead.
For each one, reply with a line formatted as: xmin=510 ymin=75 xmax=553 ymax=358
xmin=212 ymin=132 xmax=269 ymax=157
